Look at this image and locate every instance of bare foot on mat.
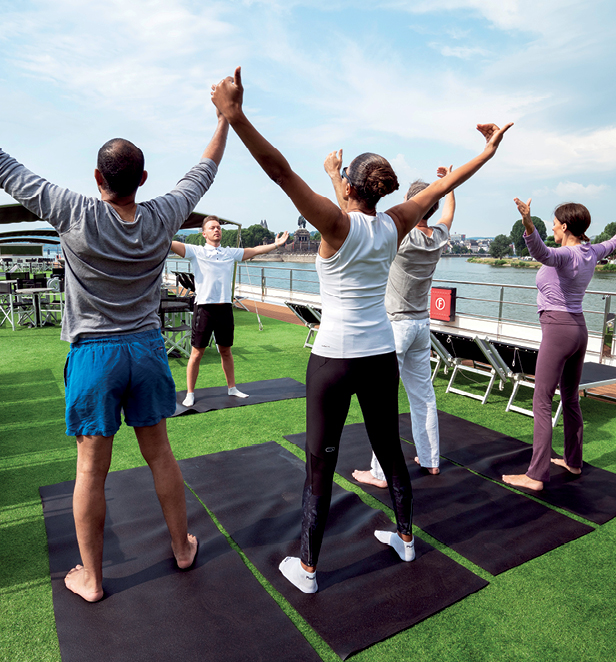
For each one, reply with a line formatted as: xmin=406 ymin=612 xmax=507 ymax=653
xmin=415 ymin=457 xmax=439 ymax=474
xmin=352 ymin=470 xmax=387 ymax=488
xmin=551 ymin=458 xmax=582 ymax=474
xmin=174 ymin=533 xmax=199 ymax=570
xmin=502 ymin=474 xmax=543 ymax=491
xmin=64 ymin=565 xmax=104 ymax=602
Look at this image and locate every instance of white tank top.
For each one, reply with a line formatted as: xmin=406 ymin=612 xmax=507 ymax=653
xmin=312 ymin=211 xmax=398 ymax=358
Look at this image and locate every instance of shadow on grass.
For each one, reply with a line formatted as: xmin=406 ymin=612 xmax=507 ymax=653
xmin=0 ymin=458 xmax=76 ymax=509
xmin=0 ymin=517 xmax=53 ymax=590
xmin=0 ymin=422 xmax=71 ymax=458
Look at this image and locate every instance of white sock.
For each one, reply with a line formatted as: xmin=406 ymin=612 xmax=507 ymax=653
xmin=279 ymin=557 xmax=318 ymax=593
xmin=182 ymin=392 xmax=195 ymax=407
xmin=374 ymin=530 xmax=415 ymax=562
xmin=228 ymin=386 xmax=249 ymax=398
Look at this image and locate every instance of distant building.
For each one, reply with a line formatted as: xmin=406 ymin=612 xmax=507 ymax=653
xmin=450 ymin=233 xmax=466 ymax=243
xmin=260 ymin=220 xmax=268 ymax=230
xmin=286 ymin=227 xmax=319 ymax=253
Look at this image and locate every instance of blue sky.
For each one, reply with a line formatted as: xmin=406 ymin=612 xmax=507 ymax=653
xmin=1 ymin=0 xmax=615 ymax=238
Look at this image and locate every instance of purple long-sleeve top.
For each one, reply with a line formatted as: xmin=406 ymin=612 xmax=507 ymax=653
xmin=524 ymin=228 xmax=616 ymax=314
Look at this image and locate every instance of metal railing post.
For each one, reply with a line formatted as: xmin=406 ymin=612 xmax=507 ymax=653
xmin=290 ymin=269 xmax=293 ymax=294
xmin=600 ymin=295 xmax=612 ymax=363
xmin=498 ymin=286 xmax=504 ymax=322
xmin=261 ymin=268 xmax=266 ymax=298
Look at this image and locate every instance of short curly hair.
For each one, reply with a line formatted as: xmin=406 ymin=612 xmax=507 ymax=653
xmin=97 ymin=139 xmax=144 ymax=197
xmin=405 ymin=180 xmax=439 ymax=221
xmin=345 ymin=153 xmax=399 ymax=208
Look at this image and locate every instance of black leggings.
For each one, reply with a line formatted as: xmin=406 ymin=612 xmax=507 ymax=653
xmin=301 ymin=351 xmax=413 ymax=567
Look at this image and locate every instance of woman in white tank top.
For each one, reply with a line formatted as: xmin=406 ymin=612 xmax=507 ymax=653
xmin=212 ymin=67 xmax=512 ymax=593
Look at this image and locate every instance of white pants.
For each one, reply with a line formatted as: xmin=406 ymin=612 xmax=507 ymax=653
xmin=371 ymin=317 xmax=440 ymax=480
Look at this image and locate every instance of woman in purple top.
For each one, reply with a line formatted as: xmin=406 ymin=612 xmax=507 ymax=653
xmin=503 ymin=198 xmax=616 ymax=491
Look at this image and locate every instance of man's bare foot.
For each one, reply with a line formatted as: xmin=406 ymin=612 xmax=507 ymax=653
xmin=173 ymin=533 xmax=198 ymax=570
xmin=352 ymin=469 xmax=387 ymax=488
xmin=414 ymin=457 xmax=439 ymax=474
xmin=64 ymin=565 xmax=104 ymax=602
xmin=502 ymin=474 xmax=543 ymax=491
xmin=551 ymin=458 xmax=582 ymax=474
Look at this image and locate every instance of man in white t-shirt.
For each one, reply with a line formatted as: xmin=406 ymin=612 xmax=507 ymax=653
xmin=171 ymin=216 xmax=288 ymax=405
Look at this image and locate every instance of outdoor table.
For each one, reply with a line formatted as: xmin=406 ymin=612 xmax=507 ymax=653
xmin=14 ymin=287 xmax=54 ymax=327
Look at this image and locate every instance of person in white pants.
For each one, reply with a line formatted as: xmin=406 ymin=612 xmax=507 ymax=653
xmin=326 ymin=158 xmax=455 ymax=485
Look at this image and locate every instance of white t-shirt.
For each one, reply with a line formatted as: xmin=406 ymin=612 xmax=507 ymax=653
xmin=184 ymin=243 xmax=245 ymax=305
xmin=312 ymin=211 xmax=398 ymax=359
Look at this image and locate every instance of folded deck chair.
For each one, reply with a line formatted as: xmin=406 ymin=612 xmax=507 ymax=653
xmin=284 ymin=301 xmax=322 ymax=348
xmin=159 ymin=293 xmax=194 ymax=358
xmin=173 ymin=271 xmax=196 ymax=297
xmin=0 ymin=281 xmax=15 ymax=330
xmin=430 ymin=331 xmax=508 ymax=405
xmin=495 ymin=340 xmax=616 ymax=427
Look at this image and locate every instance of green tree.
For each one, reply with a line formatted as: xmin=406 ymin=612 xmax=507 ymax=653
xmin=510 ymin=217 xmax=547 ymax=255
xmin=240 ymin=224 xmax=275 ymax=248
xmin=220 ymin=228 xmax=239 ymax=247
xmin=545 ymin=236 xmax=558 ymax=248
xmin=490 ymin=234 xmax=511 ymax=258
xmin=593 ymin=221 xmax=616 ymax=248
xmin=184 ymin=232 xmax=203 ymax=246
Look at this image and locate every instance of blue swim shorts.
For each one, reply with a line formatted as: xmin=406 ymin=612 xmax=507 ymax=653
xmin=64 ymin=329 xmax=177 ymax=437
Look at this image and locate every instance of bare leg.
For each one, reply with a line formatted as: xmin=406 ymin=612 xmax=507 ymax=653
xmin=502 ymin=474 xmax=544 ymax=491
xmin=218 ymin=345 xmax=235 ymax=387
xmin=135 ymin=419 xmax=197 ymax=569
xmin=352 ymin=469 xmax=388 ymax=488
xmin=414 ymin=456 xmax=439 ymax=474
xmin=551 ymin=458 xmax=582 ymax=474
xmin=186 ymin=346 xmax=206 ymax=393
xmin=65 ymin=434 xmax=114 ymax=602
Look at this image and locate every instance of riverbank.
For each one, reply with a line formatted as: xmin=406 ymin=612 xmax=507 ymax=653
xmin=467 ymin=256 xmax=616 ymax=272
xmin=248 ymin=253 xmax=316 ymax=263
xmin=467 ymin=257 xmax=541 ymax=268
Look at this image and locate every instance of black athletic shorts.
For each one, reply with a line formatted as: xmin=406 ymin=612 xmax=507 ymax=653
xmin=191 ymin=303 xmax=234 ymax=348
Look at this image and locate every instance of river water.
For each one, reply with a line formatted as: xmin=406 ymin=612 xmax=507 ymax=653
xmin=166 ymin=256 xmax=616 ymax=333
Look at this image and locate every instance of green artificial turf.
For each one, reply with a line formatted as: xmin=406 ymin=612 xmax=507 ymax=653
xmin=1 ymin=311 xmax=616 ymax=662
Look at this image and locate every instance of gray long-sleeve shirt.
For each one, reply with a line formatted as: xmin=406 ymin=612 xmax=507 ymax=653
xmin=0 ymin=149 xmax=217 ymax=342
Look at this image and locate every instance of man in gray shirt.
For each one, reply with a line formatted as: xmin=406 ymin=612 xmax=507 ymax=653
xmin=325 ymin=153 xmax=454 ymax=485
xmin=0 ymin=109 xmax=229 ymax=601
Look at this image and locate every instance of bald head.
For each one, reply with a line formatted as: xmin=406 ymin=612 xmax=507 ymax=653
xmin=97 ymin=138 xmax=145 ymax=198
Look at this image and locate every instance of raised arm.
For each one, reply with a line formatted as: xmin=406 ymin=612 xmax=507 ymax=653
xmin=514 ymin=197 xmax=535 ymax=235
xmin=435 ymin=166 xmax=455 ymax=231
xmin=170 ymin=241 xmax=186 ymax=258
xmin=386 ymin=122 xmax=513 ymax=244
xmin=211 ymin=67 xmax=349 ymax=254
xmin=201 ymin=109 xmax=230 ymax=166
xmin=242 ymin=231 xmax=289 ymax=260
xmin=324 ymin=149 xmax=348 ymax=211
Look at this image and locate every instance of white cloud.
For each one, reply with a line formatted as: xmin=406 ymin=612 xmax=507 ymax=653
xmin=504 ymin=127 xmax=616 ymax=175
xmin=535 ymin=181 xmax=611 ymax=200
xmin=433 ymin=44 xmax=490 ymax=59
xmin=389 ymin=154 xmax=424 ymax=189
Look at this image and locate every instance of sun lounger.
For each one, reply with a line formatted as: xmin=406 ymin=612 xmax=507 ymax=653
xmin=284 ymin=301 xmax=322 ymax=348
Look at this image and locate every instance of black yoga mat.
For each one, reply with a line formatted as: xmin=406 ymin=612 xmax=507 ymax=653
xmin=285 ymin=425 xmax=593 ymax=575
xmin=179 ymin=442 xmax=488 ymax=660
xmin=422 ymin=411 xmax=616 ymax=525
xmin=40 ymin=466 xmax=321 ymax=662
xmin=173 ymin=377 xmax=306 ymax=416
